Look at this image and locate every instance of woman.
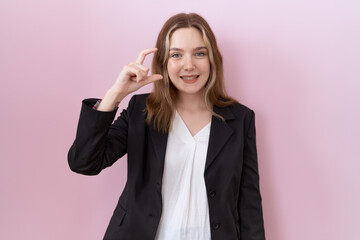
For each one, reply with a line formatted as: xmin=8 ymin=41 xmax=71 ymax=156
xmin=68 ymin=13 xmax=265 ymax=240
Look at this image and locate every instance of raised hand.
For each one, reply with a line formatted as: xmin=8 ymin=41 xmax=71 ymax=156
xmin=97 ymin=48 xmax=163 ymax=111
xmin=111 ymin=48 xmax=163 ymax=96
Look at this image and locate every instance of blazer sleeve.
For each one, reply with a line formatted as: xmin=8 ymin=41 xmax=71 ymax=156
xmin=238 ymin=110 xmax=266 ymax=240
xmin=67 ymin=95 xmax=136 ymax=175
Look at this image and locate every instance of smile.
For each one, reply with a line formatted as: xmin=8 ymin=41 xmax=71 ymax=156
xmin=180 ymin=75 xmax=200 ymax=83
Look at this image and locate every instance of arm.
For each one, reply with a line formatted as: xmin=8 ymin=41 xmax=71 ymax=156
xmin=67 ymin=48 xmax=163 ymax=175
xmin=238 ymin=110 xmax=266 ymax=240
xmin=67 ymin=95 xmax=136 ymax=175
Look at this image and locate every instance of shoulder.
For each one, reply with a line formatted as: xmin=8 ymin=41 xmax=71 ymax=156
xmin=216 ymin=97 xmax=255 ymax=119
xmin=132 ymin=93 xmax=150 ymax=101
xmin=125 ymin=93 xmax=150 ymax=118
xmin=127 ymin=93 xmax=150 ymax=108
xmin=228 ymin=101 xmax=256 ymax=132
xmin=230 ymin=101 xmax=255 ymax=116
xmin=215 ymin=99 xmax=255 ymax=131
xmin=129 ymin=93 xmax=150 ymax=104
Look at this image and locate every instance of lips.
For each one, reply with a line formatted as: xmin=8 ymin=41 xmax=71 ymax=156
xmin=179 ymin=74 xmax=200 ymax=84
xmin=180 ymin=75 xmax=200 ymax=80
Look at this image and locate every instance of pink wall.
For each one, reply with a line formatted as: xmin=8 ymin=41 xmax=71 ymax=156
xmin=1 ymin=0 xmax=359 ymax=239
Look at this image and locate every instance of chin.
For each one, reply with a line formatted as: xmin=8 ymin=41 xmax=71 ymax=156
xmin=178 ymin=85 xmax=206 ymax=96
xmin=170 ymin=76 xmax=208 ymax=95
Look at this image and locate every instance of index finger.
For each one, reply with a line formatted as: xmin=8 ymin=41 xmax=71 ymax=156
xmin=136 ymin=48 xmax=158 ymax=65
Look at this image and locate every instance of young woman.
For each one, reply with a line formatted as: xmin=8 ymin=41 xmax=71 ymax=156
xmin=68 ymin=13 xmax=265 ymax=240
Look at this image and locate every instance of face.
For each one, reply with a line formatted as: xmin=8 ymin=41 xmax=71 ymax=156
xmin=167 ymin=27 xmax=210 ymax=97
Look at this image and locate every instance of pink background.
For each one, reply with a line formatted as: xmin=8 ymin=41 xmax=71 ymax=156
xmin=1 ymin=0 xmax=359 ymax=239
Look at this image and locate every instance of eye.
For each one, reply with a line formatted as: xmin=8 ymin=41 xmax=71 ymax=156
xmin=171 ymin=53 xmax=181 ymax=58
xmin=195 ymin=52 xmax=206 ymax=57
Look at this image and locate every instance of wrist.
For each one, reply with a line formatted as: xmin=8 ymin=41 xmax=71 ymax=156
xmin=105 ymin=89 xmax=125 ymax=107
xmin=107 ymin=88 xmax=127 ymax=101
xmin=95 ymin=90 xmax=126 ymax=112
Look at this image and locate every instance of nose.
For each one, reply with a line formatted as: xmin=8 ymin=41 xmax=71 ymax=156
xmin=183 ymin=55 xmax=195 ymax=71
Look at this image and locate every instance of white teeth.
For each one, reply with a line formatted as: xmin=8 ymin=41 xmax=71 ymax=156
xmin=181 ymin=75 xmax=199 ymax=80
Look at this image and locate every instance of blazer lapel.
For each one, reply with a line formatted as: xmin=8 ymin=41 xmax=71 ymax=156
xmin=205 ymin=105 xmax=235 ymax=172
xmin=148 ymin=104 xmax=235 ymax=174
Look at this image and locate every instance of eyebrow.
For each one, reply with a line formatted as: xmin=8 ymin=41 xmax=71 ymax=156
xmin=169 ymin=46 xmax=207 ymax=52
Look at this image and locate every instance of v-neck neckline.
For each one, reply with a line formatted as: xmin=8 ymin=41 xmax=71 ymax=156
xmin=175 ymin=110 xmax=211 ymax=138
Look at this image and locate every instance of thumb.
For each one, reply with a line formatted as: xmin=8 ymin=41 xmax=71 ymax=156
xmin=141 ymin=74 xmax=163 ymax=86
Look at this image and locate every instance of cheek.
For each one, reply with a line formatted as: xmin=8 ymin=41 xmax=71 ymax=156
xmin=203 ymin=61 xmax=210 ymax=73
xmin=167 ymin=61 xmax=179 ymax=76
xmin=196 ymin=59 xmax=210 ymax=74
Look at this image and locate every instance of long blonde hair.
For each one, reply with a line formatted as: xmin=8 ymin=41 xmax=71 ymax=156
xmin=145 ymin=13 xmax=236 ymax=133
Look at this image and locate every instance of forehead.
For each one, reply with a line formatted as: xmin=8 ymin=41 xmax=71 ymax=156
xmin=169 ymin=27 xmax=205 ymax=49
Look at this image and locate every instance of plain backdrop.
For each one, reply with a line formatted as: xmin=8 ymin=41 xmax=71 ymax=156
xmin=1 ymin=0 xmax=359 ymax=239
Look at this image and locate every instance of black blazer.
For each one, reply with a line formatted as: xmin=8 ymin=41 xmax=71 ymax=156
xmin=68 ymin=93 xmax=265 ymax=240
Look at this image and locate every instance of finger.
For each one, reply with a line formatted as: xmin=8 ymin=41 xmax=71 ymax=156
xmin=136 ymin=48 xmax=158 ymax=65
xmin=125 ymin=65 xmax=147 ymax=82
xmin=140 ymin=74 xmax=163 ymax=86
xmin=130 ymin=62 xmax=149 ymax=75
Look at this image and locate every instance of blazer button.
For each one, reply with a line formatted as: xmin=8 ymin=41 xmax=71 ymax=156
xmin=212 ymin=222 xmax=220 ymax=230
xmin=209 ymin=190 xmax=216 ymax=198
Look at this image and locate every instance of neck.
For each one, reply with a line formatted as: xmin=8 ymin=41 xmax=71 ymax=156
xmin=175 ymin=90 xmax=208 ymax=111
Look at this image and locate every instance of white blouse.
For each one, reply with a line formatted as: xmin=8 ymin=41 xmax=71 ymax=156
xmin=155 ymin=110 xmax=212 ymax=240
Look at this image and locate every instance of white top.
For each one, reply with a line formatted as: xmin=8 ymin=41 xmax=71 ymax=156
xmin=155 ymin=110 xmax=212 ymax=240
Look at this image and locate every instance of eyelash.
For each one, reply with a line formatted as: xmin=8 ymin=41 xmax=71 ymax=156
xmin=171 ymin=52 xmax=206 ymax=58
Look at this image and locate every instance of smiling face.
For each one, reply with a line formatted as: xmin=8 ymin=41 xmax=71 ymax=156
xmin=167 ymin=27 xmax=210 ymax=97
